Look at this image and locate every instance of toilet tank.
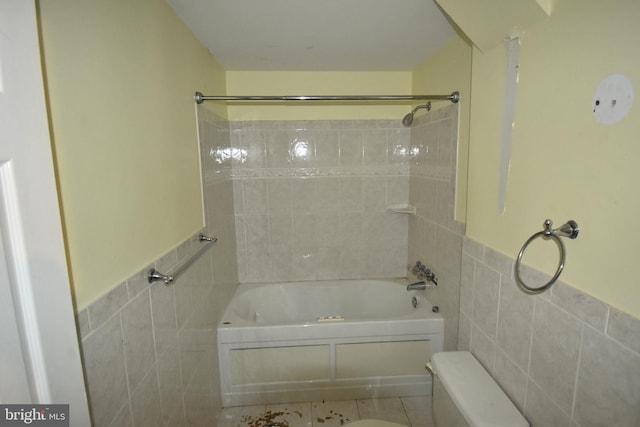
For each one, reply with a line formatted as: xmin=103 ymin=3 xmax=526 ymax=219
xmin=431 ymin=351 xmax=529 ymax=427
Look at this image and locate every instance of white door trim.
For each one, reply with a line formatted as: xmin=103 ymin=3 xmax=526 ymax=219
xmin=0 ymin=1 xmax=91 ymax=425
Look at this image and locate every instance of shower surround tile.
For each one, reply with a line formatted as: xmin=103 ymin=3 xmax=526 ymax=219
xmin=408 ymin=104 xmax=464 ymax=353
xmin=232 ymin=119 xmax=411 ymax=283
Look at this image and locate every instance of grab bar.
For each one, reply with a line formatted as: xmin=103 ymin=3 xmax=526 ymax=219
xmin=514 ymin=219 xmax=579 ymax=294
xmin=147 ymin=233 xmax=217 ymax=285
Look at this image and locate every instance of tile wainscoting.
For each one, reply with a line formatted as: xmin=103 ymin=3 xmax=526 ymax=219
xmin=460 ymin=237 xmax=640 ymax=427
xmin=75 ymin=106 xmax=238 ymax=427
xmin=76 ymin=229 xmax=233 ymax=427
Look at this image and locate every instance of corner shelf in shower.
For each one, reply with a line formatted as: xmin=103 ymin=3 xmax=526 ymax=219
xmin=387 ymin=204 xmax=416 ymax=215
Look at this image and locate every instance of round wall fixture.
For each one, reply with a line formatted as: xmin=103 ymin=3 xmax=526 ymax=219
xmin=592 ymin=74 xmax=634 ymax=125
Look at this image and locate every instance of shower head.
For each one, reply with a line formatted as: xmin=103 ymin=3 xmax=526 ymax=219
xmin=402 ymin=102 xmax=431 ymax=127
xmin=401 ymin=112 xmax=414 ymax=127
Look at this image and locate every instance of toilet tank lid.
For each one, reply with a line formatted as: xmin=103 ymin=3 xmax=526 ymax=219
xmin=432 ymin=351 xmax=529 ymax=427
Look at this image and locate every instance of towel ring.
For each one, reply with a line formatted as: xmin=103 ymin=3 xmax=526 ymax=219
xmin=514 ymin=219 xmax=579 ymax=294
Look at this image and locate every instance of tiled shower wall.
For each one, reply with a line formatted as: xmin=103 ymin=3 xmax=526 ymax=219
xmin=230 ymin=107 xmax=464 ymax=349
xmin=460 ymin=238 xmax=640 ymax=427
xmin=407 ymin=104 xmax=464 ymax=352
xmin=231 ymin=120 xmax=412 ymax=283
xmin=75 ymin=106 xmax=238 ymax=427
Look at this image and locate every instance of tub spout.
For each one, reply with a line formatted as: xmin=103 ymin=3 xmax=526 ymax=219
xmin=407 ymin=281 xmax=427 ymax=291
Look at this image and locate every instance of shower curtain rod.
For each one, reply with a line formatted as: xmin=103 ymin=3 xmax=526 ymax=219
xmin=194 ymin=91 xmax=460 ymax=105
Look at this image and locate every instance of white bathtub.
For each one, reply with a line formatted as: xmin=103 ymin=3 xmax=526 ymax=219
xmin=217 ymin=279 xmax=444 ymax=407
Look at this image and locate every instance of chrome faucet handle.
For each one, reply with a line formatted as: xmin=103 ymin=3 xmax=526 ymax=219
xmin=423 ymin=269 xmax=437 ymax=285
xmin=409 ymin=261 xmax=438 ymax=285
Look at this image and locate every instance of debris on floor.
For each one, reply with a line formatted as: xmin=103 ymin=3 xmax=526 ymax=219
xmin=237 ymin=407 xmax=350 ymax=426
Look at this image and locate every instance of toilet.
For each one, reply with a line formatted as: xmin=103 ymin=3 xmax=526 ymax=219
xmin=347 ymin=351 xmax=529 ymax=427
xmin=431 ymin=351 xmax=529 ymax=427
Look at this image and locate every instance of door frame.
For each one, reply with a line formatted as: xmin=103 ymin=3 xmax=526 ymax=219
xmin=0 ymin=1 xmax=91 ymax=425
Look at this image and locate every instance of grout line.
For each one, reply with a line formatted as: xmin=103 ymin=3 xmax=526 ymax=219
xmin=399 ymin=397 xmax=412 ymax=427
xmin=521 ymin=295 xmax=538 ymax=414
xmin=603 ymin=305 xmax=611 ymax=336
xmin=84 ymin=309 xmax=93 ymax=335
xmin=494 ymin=273 xmax=503 ymax=370
xmin=469 ymin=257 xmax=476 ymax=321
xmin=118 ymin=311 xmax=133 ymax=425
xmin=526 ymin=297 xmax=538 ymax=376
xmin=570 ymin=324 xmax=585 ymax=423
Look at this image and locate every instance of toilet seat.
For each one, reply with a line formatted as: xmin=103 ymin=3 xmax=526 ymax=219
xmin=345 ymin=420 xmax=407 ymax=427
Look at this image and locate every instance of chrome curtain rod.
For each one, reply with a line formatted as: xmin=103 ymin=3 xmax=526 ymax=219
xmin=194 ymin=91 xmax=460 ymax=104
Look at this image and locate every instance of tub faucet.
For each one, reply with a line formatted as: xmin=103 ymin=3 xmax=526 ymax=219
xmin=407 ymin=281 xmax=428 ymax=291
xmin=409 ymin=261 xmax=438 ymax=287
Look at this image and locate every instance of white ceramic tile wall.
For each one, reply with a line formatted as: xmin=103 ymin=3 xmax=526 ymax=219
xmin=460 ymin=237 xmax=640 ymax=427
xmin=76 ymin=107 xmax=238 ymax=426
xmin=231 ymin=120 xmax=411 ymax=283
xmin=407 ymin=104 xmax=464 ymax=353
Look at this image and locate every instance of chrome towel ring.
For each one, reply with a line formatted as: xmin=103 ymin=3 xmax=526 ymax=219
xmin=514 ymin=219 xmax=579 ymax=294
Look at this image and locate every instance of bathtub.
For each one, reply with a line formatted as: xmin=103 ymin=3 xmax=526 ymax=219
xmin=217 ymin=279 xmax=444 ymax=407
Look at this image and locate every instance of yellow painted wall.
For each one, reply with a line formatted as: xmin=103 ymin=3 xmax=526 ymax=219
xmin=226 ymin=71 xmax=412 ymax=121
xmin=412 ymin=35 xmax=473 ymax=222
xmin=38 ymin=0 xmax=227 ymax=308
xmin=466 ymin=0 xmax=640 ymax=317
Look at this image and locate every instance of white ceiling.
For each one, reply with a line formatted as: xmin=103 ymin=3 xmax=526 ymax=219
xmin=167 ymin=0 xmax=457 ymax=71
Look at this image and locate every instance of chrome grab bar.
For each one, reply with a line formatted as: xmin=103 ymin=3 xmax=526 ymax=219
xmin=147 ymin=233 xmax=217 ymax=285
xmin=514 ymin=219 xmax=579 ymax=294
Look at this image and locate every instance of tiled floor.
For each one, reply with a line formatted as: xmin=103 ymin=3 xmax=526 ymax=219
xmin=217 ymin=396 xmax=435 ymax=427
